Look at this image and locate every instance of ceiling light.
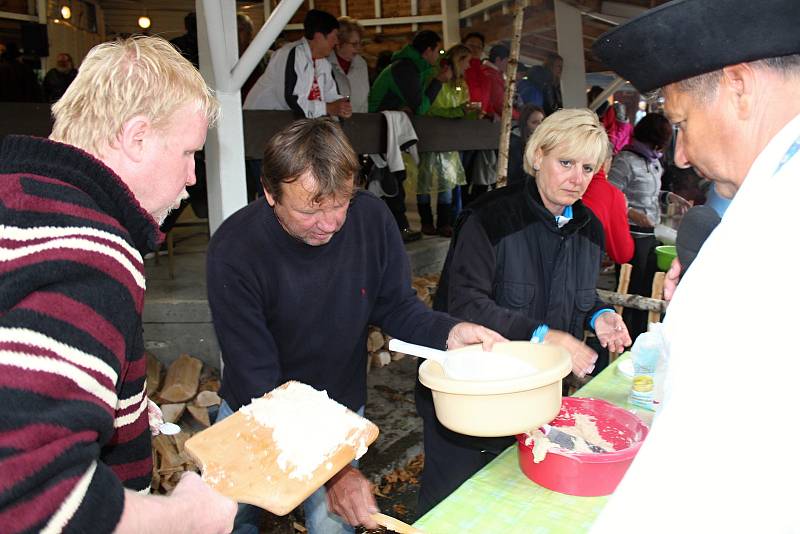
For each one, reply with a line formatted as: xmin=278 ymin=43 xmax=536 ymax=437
xmin=138 ymin=15 xmax=151 ymax=29
xmin=60 ymin=5 xmax=72 ymax=19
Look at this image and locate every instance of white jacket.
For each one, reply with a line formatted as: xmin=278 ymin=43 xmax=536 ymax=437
xmin=243 ymin=38 xmax=340 ymax=117
xmin=593 ymin=112 xmax=800 ymax=533
xmin=327 ymin=52 xmax=369 ymax=113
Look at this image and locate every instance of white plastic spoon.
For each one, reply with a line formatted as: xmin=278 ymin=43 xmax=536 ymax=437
xmin=387 ymin=339 xmax=538 ymax=381
xmin=387 ymin=339 xmax=450 ymax=366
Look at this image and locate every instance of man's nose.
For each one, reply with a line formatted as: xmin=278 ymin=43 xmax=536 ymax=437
xmin=187 ymin=159 xmax=197 ymax=186
xmin=673 ymin=131 xmax=691 ymax=169
xmin=318 ymin=211 xmax=340 ymax=232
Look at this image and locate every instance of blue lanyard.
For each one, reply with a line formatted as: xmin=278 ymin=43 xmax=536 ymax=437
xmin=774 ymin=134 xmax=800 ymax=175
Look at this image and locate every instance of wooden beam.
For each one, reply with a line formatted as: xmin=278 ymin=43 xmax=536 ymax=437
xmin=468 ymin=8 xmax=553 ymax=44
xmin=596 ymin=290 xmax=667 ymax=313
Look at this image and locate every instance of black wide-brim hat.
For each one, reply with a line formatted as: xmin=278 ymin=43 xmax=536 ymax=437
xmin=592 ymin=0 xmax=800 ymax=93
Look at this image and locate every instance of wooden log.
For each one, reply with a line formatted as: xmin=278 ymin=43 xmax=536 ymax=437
xmin=145 ymin=352 xmax=162 ymax=398
xmin=153 ymin=434 xmax=182 ymax=471
xmin=159 ymin=354 xmax=203 ymax=403
xmin=371 ymin=350 xmax=391 ymax=369
xmin=194 ymin=390 xmax=221 ymax=408
xmin=596 ymin=289 xmax=667 ymax=313
xmin=367 ymin=329 xmax=386 ymax=353
xmin=186 ymin=404 xmax=211 ymax=427
xmin=173 ymin=431 xmax=192 ymax=455
xmin=198 ymin=378 xmax=221 ymax=393
xmin=160 ymin=403 xmax=186 ymax=424
xmin=495 ymin=1 xmax=527 ymax=187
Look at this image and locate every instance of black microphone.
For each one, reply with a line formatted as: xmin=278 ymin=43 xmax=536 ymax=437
xmin=675 ymin=205 xmax=721 ymax=273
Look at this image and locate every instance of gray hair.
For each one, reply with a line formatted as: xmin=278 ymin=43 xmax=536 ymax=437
xmin=673 ymin=53 xmax=800 ymax=101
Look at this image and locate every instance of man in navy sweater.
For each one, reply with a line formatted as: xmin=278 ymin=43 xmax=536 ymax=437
xmin=207 ymin=118 xmax=503 ymax=533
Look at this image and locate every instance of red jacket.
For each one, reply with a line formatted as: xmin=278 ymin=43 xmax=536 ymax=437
xmin=481 ymin=61 xmax=505 ymax=118
xmin=581 ymin=168 xmax=634 ymax=264
xmin=464 ymin=57 xmax=487 ymax=108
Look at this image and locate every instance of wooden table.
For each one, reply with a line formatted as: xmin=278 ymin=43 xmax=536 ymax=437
xmin=414 ymin=354 xmax=652 ymax=534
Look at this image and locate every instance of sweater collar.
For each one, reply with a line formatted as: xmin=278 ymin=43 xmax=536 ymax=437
xmin=0 ymin=135 xmax=163 ymax=253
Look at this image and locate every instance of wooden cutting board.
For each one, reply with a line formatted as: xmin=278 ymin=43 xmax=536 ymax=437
xmin=184 ymin=381 xmax=379 ymax=515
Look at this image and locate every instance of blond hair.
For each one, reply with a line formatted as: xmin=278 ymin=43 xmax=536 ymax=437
xmin=337 ymin=16 xmax=364 ymax=44
xmin=51 ymin=36 xmax=220 ymax=157
xmin=446 ymin=44 xmax=471 ymax=81
xmin=523 ymin=108 xmax=608 ymax=176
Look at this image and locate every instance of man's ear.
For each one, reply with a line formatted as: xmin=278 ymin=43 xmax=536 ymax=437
xmin=263 ymin=186 xmax=276 ymax=207
xmin=721 ymin=63 xmax=756 ymax=121
xmin=118 ymin=115 xmax=151 ymax=163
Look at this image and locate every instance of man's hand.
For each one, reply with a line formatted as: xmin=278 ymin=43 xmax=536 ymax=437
xmin=627 ymin=208 xmax=654 ymax=228
xmin=446 ymin=322 xmax=507 ymax=352
xmin=170 ymin=472 xmax=237 ymax=533
xmin=663 ymin=257 xmax=682 ymax=302
xmin=147 ymin=399 xmax=163 ymax=436
xmin=117 ymin=472 xmax=237 ymax=534
xmin=544 ymin=330 xmax=598 ymax=377
xmin=325 ymin=465 xmax=378 ymax=528
xmin=594 ymin=312 xmax=632 ymax=354
xmin=326 ymin=98 xmax=352 ymax=118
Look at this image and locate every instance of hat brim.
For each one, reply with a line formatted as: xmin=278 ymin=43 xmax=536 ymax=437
xmin=591 ymin=0 xmax=800 ymax=93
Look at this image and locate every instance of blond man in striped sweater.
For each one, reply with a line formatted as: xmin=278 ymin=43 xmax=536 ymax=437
xmin=0 ymin=36 xmax=235 ymax=533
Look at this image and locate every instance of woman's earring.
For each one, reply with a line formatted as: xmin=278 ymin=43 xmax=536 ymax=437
xmin=533 ymin=164 xmax=540 ymax=171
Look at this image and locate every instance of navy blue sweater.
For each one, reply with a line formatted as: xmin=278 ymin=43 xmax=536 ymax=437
xmin=207 ymin=191 xmax=458 ymax=411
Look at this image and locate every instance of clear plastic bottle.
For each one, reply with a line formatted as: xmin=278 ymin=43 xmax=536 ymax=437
xmin=628 ymin=323 xmax=666 ymax=411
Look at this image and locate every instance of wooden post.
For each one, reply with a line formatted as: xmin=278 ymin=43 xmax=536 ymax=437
xmin=610 ymin=262 xmax=632 ymax=363
xmin=496 ymin=1 xmax=526 ymax=187
xmin=648 ymin=272 xmax=666 ymax=325
xmin=614 ymin=263 xmax=632 ymax=316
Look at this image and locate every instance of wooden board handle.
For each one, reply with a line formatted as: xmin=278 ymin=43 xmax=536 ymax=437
xmin=371 ymin=512 xmax=426 ymax=534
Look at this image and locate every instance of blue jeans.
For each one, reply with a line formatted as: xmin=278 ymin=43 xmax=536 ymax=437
xmin=216 ymin=400 xmax=360 ymax=534
xmin=416 ymin=189 xmax=452 ymax=205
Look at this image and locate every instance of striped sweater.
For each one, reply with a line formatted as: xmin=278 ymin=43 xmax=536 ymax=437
xmin=0 ymin=136 xmax=161 ymax=533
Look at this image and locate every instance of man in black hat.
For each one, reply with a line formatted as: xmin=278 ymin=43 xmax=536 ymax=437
xmin=591 ymin=0 xmax=799 ymax=530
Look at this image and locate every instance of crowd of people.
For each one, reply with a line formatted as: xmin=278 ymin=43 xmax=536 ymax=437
xmin=2 ymin=0 xmax=797 ymax=531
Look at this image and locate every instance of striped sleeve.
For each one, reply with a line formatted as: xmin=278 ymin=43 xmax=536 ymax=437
xmin=0 ymin=178 xmax=152 ymax=532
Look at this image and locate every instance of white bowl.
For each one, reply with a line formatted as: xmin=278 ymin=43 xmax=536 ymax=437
xmin=418 ymin=341 xmax=572 ymax=437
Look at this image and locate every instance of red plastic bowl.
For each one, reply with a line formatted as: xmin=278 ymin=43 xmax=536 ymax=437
xmin=515 ymin=397 xmax=649 ymax=497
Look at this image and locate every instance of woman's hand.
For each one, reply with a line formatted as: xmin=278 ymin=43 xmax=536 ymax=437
xmin=627 ymin=207 xmax=654 ymax=228
xmin=594 ymin=312 xmax=632 ymax=354
xmin=544 ymin=330 xmax=598 ymax=377
xmin=666 ymin=192 xmax=693 ymax=216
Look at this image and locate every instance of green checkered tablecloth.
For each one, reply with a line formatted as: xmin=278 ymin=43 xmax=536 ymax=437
xmin=414 ymin=354 xmax=649 ymax=534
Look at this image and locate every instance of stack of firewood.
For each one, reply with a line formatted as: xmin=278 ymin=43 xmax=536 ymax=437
xmin=366 ymin=274 xmax=441 ymax=371
xmin=146 ymin=352 xmax=220 ymax=493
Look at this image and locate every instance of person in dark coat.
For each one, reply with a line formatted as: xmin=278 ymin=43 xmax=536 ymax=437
xmin=43 ymin=52 xmax=78 ymax=102
xmin=416 ymin=108 xmax=631 ymax=515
